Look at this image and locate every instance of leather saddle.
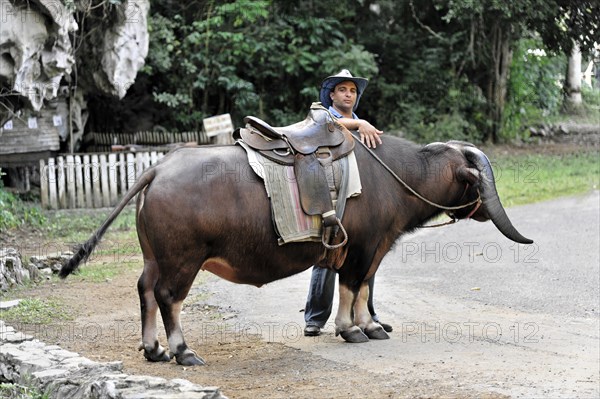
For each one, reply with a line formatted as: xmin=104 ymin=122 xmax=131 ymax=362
xmin=238 ymin=105 xmax=355 ymax=164
xmin=235 ymin=104 xmax=354 ymax=247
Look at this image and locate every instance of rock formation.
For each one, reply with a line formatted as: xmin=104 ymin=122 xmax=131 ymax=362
xmin=0 ymin=0 xmax=150 ymax=148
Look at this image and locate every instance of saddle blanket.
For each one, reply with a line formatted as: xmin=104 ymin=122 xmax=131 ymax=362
xmin=237 ymin=141 xmax=362 ymax=244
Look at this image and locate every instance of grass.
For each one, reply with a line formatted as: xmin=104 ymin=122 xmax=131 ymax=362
xmin=0 ymin=383 xmax=49 ymax=399
xmin=70 ymin=259 xmax=140 ymax=283
xmin=42 ymin=207 xmax=137 ymax=242
xmin=0 ymin=298 xmax=73 ymax=324
xmin=490 ymin=150 xmax=599 ymax=207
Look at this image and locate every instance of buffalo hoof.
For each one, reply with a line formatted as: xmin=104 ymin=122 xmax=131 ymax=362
xmin=338 ymin=326 xmax=369 ymax=343
xmin=365 ymin=325 xmax=390 ymax=340
xmin=175 ymin=350 xmax=206 ymax=366
xmin=139 ymin=343 xmax=171 ymax=362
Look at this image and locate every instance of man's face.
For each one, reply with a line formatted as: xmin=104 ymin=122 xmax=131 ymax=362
xmin=330 ymin=81 xmax=357 ymax=114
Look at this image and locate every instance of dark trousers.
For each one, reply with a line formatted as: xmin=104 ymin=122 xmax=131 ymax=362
xmin=304 ymin=266 xmax=378 ymax=327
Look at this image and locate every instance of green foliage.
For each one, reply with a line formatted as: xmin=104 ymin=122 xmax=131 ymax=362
xmin=0 ymin=383 xmax=49 ymax=399
xmin=503 ymin=37 xmax=566 ymax=140
xmin=0 ymin=188 xmax=46 ymax=231
xmin=582 ymin=84 xmax=600 ymax=108
xmin=491 ymin=150 xmax=600 ymax=206
xmin=0 ymin=298 xmax=72 ymax=324
xmin=143 ymin=0 xmax=379 ymax=129
xmin=99 ymin=0 xmax=599 ymax=142
xmin=144 ymin=1 xmax=273 ymax=129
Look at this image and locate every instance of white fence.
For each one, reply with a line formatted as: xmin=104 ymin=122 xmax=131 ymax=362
xmin=39 ymin=151 xmax=165 ymax=210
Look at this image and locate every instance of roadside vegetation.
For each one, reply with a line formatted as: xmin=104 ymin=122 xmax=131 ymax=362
xmin=0 ymin=382 xmax=48 ymax=399
xmin=0 ymin=298 xmax=72 ymax=324
xmin=491 ymin=150 xmax=599 ymax=206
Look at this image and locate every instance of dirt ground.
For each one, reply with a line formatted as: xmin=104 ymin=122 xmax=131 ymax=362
xmin=1 ymin=138 xmax=597 ymax=398
xmin=2 ymin=254 xmax=501 ymax=399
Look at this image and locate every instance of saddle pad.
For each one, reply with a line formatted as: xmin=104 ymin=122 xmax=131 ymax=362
xmin=237 ymin=141 xmax=362 ymax=244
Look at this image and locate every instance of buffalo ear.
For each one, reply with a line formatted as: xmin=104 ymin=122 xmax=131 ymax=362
xmin=456 ymin=166 xmax=480 ymax=185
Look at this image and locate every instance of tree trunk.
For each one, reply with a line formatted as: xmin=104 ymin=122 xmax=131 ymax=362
xmin=563 ymin=43 xmax=583 ymax=112
xmin=484 ymin=22 xmax=512 ymax=143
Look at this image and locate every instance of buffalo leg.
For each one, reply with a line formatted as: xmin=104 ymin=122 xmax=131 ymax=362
xmin=137 ymin=260 xmax=170 ymax=362
xmin=335 ymin=283 xmax=369 ymax=343
xmin=354 ymin=281 xmax=389 ymax=340
xmin=154 ymin=274 xmax=205 ymax=366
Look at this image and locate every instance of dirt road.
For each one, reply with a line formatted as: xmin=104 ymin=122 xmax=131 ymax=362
xmin=202 ymin=190 xmax=600 ymax=398
xmin=3 ymin=191 xmax=599 ymax=398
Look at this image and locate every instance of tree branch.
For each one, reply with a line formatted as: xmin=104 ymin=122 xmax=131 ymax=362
xmin=409 ymin=0 xmax=447 ymax=42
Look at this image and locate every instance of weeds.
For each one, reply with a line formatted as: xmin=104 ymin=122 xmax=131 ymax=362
xmin=0 ymin=382 xmax=49 ymax=399
xmin=0 ymin=298 xmax=73 ymax=325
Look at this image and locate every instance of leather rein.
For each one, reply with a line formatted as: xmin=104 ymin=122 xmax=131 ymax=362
xmin=352 ymin=134 xmax=482 ymax=228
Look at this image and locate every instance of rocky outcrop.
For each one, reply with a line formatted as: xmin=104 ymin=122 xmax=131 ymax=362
xmin=0 ymin=0 xmax=77 ymax=111
xmin=92 ymin=0 xmax=150 ymax=98
xmin=0 ymin=0 xmax=149 ymax=136
xmin=0 ymin=320 xmax=227 ymax=399
xmin=0 ymin=248 xmax=31 ymax=291
xmin=528 ymin=122 xmax=600 ymax=145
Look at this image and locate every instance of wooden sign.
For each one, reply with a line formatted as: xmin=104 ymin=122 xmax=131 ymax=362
xmin=203 ymin=114 xmax=233 ymax=138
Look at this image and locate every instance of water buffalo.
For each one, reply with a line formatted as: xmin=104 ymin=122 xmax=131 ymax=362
xmin=60 ymin=135 xmax=532 ymax=366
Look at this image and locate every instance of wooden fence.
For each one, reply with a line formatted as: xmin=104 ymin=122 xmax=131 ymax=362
xmin=39 ymin=151 xmax=164 ymax=210
xmin=89 ymin=131 xmax=210 ymax=152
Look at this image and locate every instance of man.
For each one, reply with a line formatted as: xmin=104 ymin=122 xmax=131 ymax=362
xmin=303 ymin=69 xmax=391 ymax=337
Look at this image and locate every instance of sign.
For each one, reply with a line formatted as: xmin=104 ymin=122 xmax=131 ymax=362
xmin=203 ymin=114 xmax=234 ymax=138
xmin=53 ymin=115 xmax=63 ymax=126
xmin=28 ymin=117 xmax=38 ymax=129
xmin=2 ymin=120 xmax=13 ymax=130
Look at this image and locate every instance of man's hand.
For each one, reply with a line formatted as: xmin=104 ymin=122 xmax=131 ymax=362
xmin=357 ymin=119 xmax=383 ymax=148
xmin=336 ymin=118 xmax=384 ymax=148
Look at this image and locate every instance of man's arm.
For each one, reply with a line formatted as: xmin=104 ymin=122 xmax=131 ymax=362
xmin=336 ymin=118 xmax=383 ymax=148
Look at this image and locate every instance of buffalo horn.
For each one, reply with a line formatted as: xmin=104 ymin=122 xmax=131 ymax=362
xmin=458 ymin=145 xmax=534 ymax=244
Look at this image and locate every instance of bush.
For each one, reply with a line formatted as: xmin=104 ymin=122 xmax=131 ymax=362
xmin=503 ymin=37 xmax=565 ymax=140
xmin=0 ymin=169 xmax=46 ymax=231
xmin=582 ymin=84 xmax=600 ymax=108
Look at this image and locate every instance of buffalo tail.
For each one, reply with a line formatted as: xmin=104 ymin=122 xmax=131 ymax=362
xmin=58 ymin=167 xmax=156 ymax=278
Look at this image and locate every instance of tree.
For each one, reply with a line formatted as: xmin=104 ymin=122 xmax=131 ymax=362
xmin=85 ymin=0 xmax=600 ymax=141
xmin=141 ymin=0 xmax=378 ymax=130
xmin=564 ymin=44 xmax=583 ymax=111
xmin=402 ymin=0 xmax=599 ymax=142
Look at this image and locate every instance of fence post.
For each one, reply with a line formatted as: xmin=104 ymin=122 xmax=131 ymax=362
xmin=119 ymin=153 xmax=127 ymax=198
xmin=126 ymin=153 xmax=136 ymax=189
xmin=75 ymin=155 xmax=84 ymax=208
xmin=150 ymin=151 xmax=158 ymax=165
xmin=83 ymin=154 xmax=93 ymax=208
xmin=135 ymin=153 xmax=143 ymax=179
xmin=108 ymin=153 xmax=118 ymax=205
xmin=91 ymin=154 xmax=101 ymax=208
xmin=99 ymin=154 xmax=110 ymax=207
xmin=66 ymin=155 xmax=76 ymax=209
xmin=48 ymin=157 xmax=57 ymax=209
xmin=57 ymin=156 xmax=67 ymax=209
xmin=40 ymin=159 xmax=48 ymax=209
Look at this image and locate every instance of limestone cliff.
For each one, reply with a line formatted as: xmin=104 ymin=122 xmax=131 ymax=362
xmin=0 ymin=0 xmax=149 ymax=149
xmin=0 ymin=0 xmax=77 ymax=111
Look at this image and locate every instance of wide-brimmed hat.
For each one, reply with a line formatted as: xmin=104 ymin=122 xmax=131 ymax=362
xmin=319 ymin=69 xmax=369 ymax=111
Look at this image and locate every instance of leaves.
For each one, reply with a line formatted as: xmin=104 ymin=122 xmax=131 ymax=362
xmin=132 ymin=0 xmax=598 ymax=140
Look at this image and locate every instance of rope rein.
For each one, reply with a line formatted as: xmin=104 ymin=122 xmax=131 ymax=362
xmin=353 ymin=136 xmax=481 ymax=211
